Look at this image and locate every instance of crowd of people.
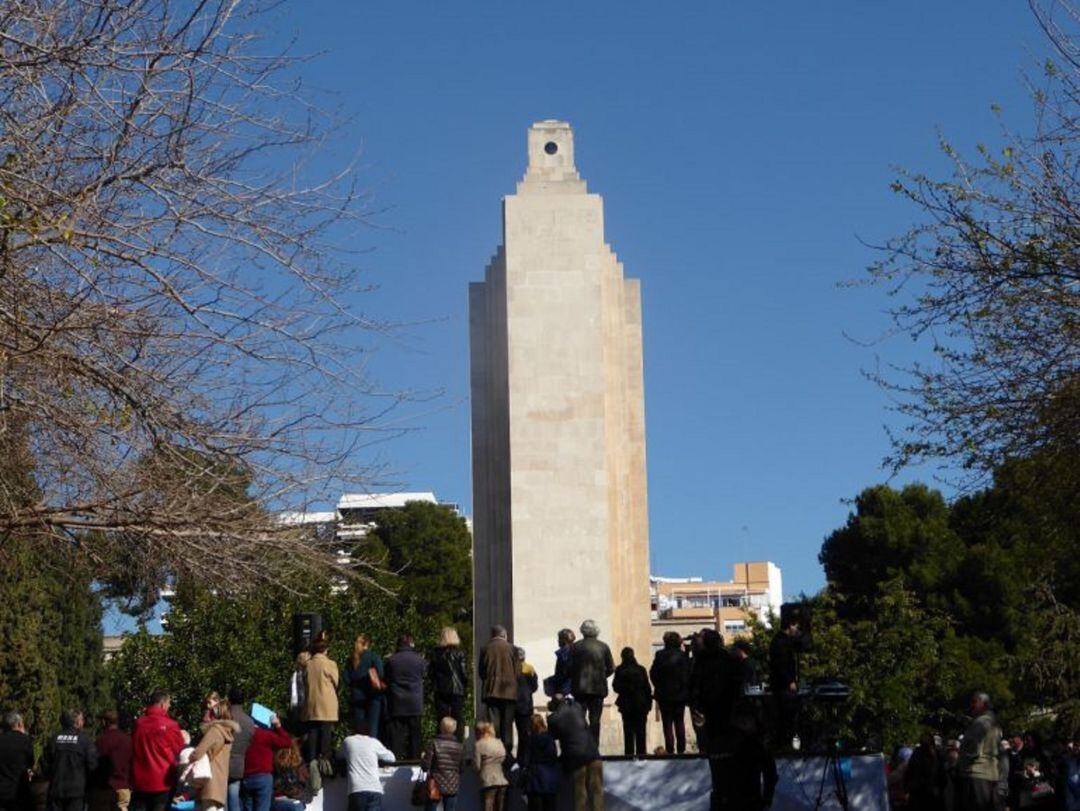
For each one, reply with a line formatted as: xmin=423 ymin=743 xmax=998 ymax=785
xmin=0 ymin=616 xmax=787 ymax=811
xmin=0 ymin=691 xmax=314 ymax=811
xmin=35 ymin=612 xmax=1075 ymax=811
xmin=886 ymin=693 xmax=1080 ymax=811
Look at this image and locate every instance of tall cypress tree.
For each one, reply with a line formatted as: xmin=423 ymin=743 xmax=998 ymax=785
xmin=0 ymin=424 xmax=105 ymax=737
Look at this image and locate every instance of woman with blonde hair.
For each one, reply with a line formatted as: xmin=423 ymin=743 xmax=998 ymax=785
xmin=189 ymin=701 xmax=239 ymax=811
xmin=429 ymin=627 xmax=467 ymax=741
xmin=342 ymin=634 xmax=385 ymax=740
xmin=302 ymin=631 xmax=338 ymax=788
xmin=202 ymin=691 xmax=222 ymax=724
xmin=473 ymin=722 xmax=508 ymax=811
xmin=420 ymin=717 xmax=464 ymax=811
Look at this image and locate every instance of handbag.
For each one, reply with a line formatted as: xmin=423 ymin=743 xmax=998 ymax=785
xmin=1020 ymin=778 xmax=1055 ymax=807
xmin=188 ymin=753 xmax=212 ymax=787
xmin=410 ymin=770 xmax=441 ymax=806
xmin=542 ymin=674 xmax=559 ymax=698
xmin=318 ymin=756 xmax=335 ymax=778
xmin=368 ymin=665 xmax=386 ymax=692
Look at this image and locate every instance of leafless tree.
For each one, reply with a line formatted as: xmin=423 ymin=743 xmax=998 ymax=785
xmin=864 ymin=0 xmax=1080 ymax=478
xmin=0 ymin=0 xmax=398 ymax=594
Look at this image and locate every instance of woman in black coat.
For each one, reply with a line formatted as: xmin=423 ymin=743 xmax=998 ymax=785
xmin=612 ymin=647 xmax=652 ymax=757
xmin=429 ymin=626 xmax=468 ymax=741
xmin=650 ymin=631 xmax=691 ymax=753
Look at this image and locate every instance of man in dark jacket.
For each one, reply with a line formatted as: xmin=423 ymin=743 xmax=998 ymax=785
xmin=568 ymin=620 xmax=615 ymax=747
xmin=91 ymin=709 xmax=131 ymax=811
xmin=0 ymin=712 xmax=35 ymax=811
xmin=710 ymin=712 xmax=777 ymax=811
xmin=226 ymin=688 xmax=254 ymax=811
xmin=768 ymin=620 xmax=803 ymax=747
xmin=548 ymin=698 xmax=602 ymax=811
xmin=478 ymin=626 xmax=518 ymax=757
xmin=384 ymin=633 xmax=427 ymax=759
xmin=41 ymin=710 xmax=98 ymax=811
xmin=650 ymin=632 xmax=691 ymax=754
xmin=690 ymin=630 xmax=734 ymax=756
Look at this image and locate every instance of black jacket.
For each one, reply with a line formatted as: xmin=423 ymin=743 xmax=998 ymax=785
xmin=228 ymin=706 xmax=254 ymax=781
xmin=0 ymin=730 xmax=34 ymax=803
xmin=384 ymin=645 xmax=427 ymax=717
xmin=690 ymin=645 xmax=734 ymax=731
xmin=568 ymin=638 xmax=614 ymax=698
xmin=711 ymin=729 xmax=778 ymax=811
xmin=613 ymin=662 xmax=652 ymax=716
xmin=650 ymin=647 xmax=691 ymax=704
xmin=768 ymin=632 xmax=801 ymax=692
xmin=429 ymin=646 xmax=467 ymax=698
xmin=904 ymin=745 xmax=942 ymax=801
xmin=41 ymin=728 xmax=98 ymax=799
xmin=547 ymin=701 xmax=598 ymax=769
xmin=420 ymin=734 xmax=464 ymax=797
xmin=524 ymin=733 xmax=560 ymax=795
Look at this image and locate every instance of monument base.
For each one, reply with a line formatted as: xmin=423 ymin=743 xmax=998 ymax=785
xmin=308 ymin=753 xmax=888 ymax=810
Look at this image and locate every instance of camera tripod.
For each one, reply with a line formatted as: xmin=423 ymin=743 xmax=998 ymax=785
xmin=812 ymin=742 xmax=850 ymax=810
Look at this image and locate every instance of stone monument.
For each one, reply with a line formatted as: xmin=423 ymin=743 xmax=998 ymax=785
xmin=469 ymin=121 xmax=652 ymax=749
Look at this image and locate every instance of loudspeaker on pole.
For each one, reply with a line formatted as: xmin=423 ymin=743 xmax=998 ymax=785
xmin=292 ymin=612 xmax=323 ymax=656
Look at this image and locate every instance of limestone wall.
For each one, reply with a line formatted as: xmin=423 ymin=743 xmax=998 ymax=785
xmin=470 ymin=122 xmax=652 ymax=751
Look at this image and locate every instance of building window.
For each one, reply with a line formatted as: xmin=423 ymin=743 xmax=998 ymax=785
xmin=724 ymin=620 xmax=747 ymax=634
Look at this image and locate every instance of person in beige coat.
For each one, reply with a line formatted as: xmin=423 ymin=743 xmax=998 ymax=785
xmin=188 ymin=703 xmax=238 ymax=811
xmin=473 ymin=722 xmax=508 ymax=811
xmin=303 ymin=632 xmax=340 ymax=787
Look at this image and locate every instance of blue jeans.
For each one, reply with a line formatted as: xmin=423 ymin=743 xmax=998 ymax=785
xmin=350 ymin=697 xmax=383 ymax=740
xmin=227 ymin=780 xmax=244 ymax=811
xmin=426 ymin=796 xmax=457 ymax=811
xmin=242 ymin=774 xmax=273 ymax=811
xmin=347 ymin=792 xmax=382 ymax=811
xmin=270 ymin=800 xmax=304 ymax=811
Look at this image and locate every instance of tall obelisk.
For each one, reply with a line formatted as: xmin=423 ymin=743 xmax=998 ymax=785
xmin=469 ymin=121 xmax=651 ymax=744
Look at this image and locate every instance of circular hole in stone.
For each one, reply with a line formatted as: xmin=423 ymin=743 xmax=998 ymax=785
xmin=544 ymin=141 xmax=559 ymax=155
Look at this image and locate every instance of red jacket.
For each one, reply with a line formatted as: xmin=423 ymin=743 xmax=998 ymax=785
xmin=132 ymin=706 xmax=185 ymax=793
xmin=243 ymin=727 xmax=293 ymax=778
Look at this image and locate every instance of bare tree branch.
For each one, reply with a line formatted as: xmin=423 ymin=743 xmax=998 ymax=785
xmin=0 ymin=0 xmax=403 ymax=595
xmin=861 ymin=2 xmax=1080 ymax=478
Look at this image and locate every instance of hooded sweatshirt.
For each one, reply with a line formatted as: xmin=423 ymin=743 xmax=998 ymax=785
xmin=190 ymin=721 xmax=239 ymax=807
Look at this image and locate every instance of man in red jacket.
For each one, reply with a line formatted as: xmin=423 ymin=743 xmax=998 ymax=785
xmin=130 ymin=692 xmax=185 ymax=811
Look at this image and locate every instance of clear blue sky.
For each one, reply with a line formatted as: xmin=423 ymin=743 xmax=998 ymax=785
xmin=258 ymin=3 xmax=1048 ymax=600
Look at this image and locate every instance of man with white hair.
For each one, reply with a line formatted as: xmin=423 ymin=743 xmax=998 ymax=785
xmin=957 ymin=691 xmax=1002 ymax=811
xmin=478 ymin=625 xmax=518 ymax=755
xmin=569 ymin=620 xmax=615 ymax=747
xmin=0 ymin=712 xmax=34 ymax=811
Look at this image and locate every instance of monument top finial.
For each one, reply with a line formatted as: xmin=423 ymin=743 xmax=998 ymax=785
xmin=521 ymin=120 xmax=585 ymax=192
